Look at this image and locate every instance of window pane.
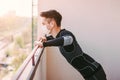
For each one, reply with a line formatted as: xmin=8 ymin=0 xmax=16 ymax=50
xmin=0 ymin=0 xmax=37 ymax=79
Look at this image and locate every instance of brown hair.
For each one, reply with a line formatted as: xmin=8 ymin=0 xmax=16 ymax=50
xmin=40 ymin=10 xmax=62 ymax=26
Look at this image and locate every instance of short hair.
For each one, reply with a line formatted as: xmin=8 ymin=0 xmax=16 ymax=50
xmin=40 ymin=10 xmax=62 ymax=26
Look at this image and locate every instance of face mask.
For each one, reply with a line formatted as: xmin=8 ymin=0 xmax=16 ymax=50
xmin=41 ymin=25 xmax=51 ymax=35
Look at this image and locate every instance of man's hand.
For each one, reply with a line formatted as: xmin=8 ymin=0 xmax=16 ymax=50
xmin=34 ymin=36 xmax=47 ymax=48
xmin=38 ymin=36 xmax=47 ymax=42
xmin=34 ymin=41 xmax=43 ymax=48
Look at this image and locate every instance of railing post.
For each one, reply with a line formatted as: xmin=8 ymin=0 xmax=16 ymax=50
xmin=32 ymin=54 xmax=35 ymax=66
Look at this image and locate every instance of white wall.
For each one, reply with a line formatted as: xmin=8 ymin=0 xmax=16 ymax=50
xmin=38 ymin=0 xmax=120 ymax=80
xmin=46 ymin=47 xmax=84 ymax=80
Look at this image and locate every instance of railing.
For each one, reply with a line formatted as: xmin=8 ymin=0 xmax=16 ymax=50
xmin=12 ymin=46 xmax=44 ymax=80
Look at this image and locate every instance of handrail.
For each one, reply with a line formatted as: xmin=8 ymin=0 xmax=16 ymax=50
xmin=12 ymin=46 xmax=44 ymax=80
xmin=27 ymin=48 xmax=44 ymax=80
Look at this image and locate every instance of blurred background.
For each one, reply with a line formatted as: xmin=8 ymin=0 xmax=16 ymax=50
xmin=0 ymin=0 xmax=37 ymax=79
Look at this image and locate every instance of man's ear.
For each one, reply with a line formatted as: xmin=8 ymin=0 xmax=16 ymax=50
xmin=50 ymin=21 xmax=54 ymax=27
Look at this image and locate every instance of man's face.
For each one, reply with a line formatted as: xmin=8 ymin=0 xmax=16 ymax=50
xmin=42 ymin=17 xmax=54 ymax=34
xmin=41 ymin=17 xmax=52 ymax=30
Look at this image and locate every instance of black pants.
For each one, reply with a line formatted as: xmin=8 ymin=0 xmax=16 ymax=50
xmin=85 ymin=66 xmax=107 ymax=80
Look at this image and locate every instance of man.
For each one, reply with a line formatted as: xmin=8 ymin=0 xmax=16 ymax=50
xmin=34 ymin=10 xmax=107 ymax=80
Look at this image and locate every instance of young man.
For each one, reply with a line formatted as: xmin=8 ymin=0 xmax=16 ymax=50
xmin=34 ymin=10 xmax=107 ymax=80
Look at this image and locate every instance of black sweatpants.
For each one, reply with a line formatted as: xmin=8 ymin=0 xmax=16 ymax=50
xmin=85 ymin=66 xmax=107 ymax=80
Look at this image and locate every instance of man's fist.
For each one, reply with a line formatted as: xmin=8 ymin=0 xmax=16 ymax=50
xmin=34 ymin=41 xmax=43 ymax=48
xmin=38 ymin=36 xmax=47 ymax=42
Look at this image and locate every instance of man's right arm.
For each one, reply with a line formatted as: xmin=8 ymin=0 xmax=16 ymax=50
xmin=43 ymin=35 xmax=73 ymax=47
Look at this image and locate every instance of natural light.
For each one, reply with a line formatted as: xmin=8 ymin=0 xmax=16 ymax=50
xmin=0 ymin=0 xmax=38 ymax=79
xmin=0 ymin=0 xmax=32 ymax=17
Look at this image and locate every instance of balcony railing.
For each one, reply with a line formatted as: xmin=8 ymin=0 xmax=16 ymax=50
xmin=12 ymin=46 xmax=44 ymax=80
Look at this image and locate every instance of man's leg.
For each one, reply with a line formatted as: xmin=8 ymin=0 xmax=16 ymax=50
xmin=85 ymin=66 xmax=107 ymax=80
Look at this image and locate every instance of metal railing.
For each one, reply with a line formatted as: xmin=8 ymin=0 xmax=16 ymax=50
xmin=12 ymin=46 xmax=44 ymax=80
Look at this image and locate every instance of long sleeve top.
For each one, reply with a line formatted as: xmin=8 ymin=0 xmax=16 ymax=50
xmin=43 ymin=29 xmax=101 ymax=78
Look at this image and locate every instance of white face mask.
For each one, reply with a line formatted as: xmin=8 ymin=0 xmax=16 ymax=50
xmin=41 ymin=25 xmax=51 ymax=35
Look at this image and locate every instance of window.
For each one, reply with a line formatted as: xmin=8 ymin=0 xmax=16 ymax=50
xmin=0 ymin=0 xmax=38 ymax=79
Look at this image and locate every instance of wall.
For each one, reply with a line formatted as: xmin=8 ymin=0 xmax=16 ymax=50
xmin=46 ymin=47 xmax=84 ymax=80
xmin=38 ymin=0 xmax=120 ymax=80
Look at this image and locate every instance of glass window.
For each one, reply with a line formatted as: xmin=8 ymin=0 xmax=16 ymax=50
xmin=0 ymin=0 xmax=38 ymax=79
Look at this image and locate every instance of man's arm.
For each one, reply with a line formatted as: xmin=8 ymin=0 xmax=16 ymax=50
xmin=46 ymin=35 xmax=54 ymax=40
xmin=43 ymin=35 xmax=73 ymax=47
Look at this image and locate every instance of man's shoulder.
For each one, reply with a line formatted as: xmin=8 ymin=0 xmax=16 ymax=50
xmin=60 ymin=29 xmax=73 ymax=35
xmin=59 ymin=29 xmax=76 ymax=40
